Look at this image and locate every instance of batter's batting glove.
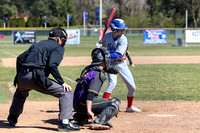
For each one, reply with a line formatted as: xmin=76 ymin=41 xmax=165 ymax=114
xmin=96 ymin=42 xmax=102 ymax=48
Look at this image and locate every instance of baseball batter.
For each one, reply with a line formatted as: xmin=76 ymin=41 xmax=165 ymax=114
xmin=96 ymin=19 xmax=141 ymax=112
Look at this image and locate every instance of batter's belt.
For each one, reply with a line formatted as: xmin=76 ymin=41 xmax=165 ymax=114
xmin=114 ymin=58 xmax=126 ymax=62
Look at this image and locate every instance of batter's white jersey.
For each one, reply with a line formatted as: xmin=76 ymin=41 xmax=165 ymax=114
xmin=102 ymin=32 xmax=127 ymax=65
xmin=102 ymin=32 xmax=136 ymax=97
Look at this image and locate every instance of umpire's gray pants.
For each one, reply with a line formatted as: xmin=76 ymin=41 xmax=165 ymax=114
xmin=9 ymin=69 xmax=73 ymax=120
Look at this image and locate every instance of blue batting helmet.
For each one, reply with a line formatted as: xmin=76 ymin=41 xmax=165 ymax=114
xmin=110 ymin=19 xmax=128 ymax=33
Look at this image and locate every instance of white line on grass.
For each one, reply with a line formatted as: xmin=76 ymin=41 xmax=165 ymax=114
xmin=62 ymin=76 xmax=76 ymax=83
xmin=0 ymin=49 xmax=17 ymax=57
xmin=62 ymin=75 xmax=103 ymax=96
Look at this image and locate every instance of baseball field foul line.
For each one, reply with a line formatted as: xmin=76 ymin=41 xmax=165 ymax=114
xmin=0 ymin=49 xmax=17 ymax=57
xmin=62 ymin=75 xmax=103 ymax=96
xmin=62 ymin=76 xmax=76 ymax=84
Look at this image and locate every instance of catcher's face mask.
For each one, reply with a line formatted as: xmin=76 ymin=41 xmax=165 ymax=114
xmin=91 ymin=48 xmax=111 ymax=69
xmin=91 ymin=48 xmax=119 ymax=74
xmin=101 ymin=48 xmax=111 ymax=69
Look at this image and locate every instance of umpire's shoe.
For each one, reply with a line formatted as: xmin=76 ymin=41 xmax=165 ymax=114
xmin=7 ymin=114 xmax=18 ymax=126
xmin=58 ymin=120 xmax=80 ymax=132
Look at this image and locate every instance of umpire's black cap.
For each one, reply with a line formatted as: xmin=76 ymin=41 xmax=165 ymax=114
xmin=49 ymin=27 xmax=67 ymax=41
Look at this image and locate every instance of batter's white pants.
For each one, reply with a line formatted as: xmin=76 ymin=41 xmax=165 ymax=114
xmin=104 ymin=62 xmax=136 ymax=97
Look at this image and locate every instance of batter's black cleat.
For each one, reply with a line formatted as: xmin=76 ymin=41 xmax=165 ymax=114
xmin=7 ymin=114 xmax=18 ymax=127
xmin=58 ymin=121 xmax=80 ymax=132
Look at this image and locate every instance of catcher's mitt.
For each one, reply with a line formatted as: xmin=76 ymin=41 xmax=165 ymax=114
xmin=104 ymin=66 xmax=119 ymax=74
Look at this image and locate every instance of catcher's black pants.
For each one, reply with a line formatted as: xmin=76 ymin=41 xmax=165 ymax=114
xmin=73 ymin=98 xmax=111 ymax=116
xmin=9 ymin=68 xmax=73 ymax=120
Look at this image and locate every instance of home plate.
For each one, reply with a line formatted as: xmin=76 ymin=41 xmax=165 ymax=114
xmin=148 ymin=114 xmax=177 ymax=117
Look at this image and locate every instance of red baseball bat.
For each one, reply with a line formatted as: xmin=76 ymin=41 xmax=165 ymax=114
xmin=100 ymin=8 xmax=116 ymax=42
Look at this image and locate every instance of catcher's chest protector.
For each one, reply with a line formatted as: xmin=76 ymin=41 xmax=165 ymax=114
xmin=76 ymin=65 xmax=106 ymax=83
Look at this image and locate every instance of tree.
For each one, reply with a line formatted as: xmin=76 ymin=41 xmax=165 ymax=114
xmin=11 ymin=0 xmax=25 ymax=17
xmin=26 ymin=17 xmax=33 ymax=27
xmin=63 ymin=0 xmax=78 ymax=26
xmin=125 ymin=13 xmax=150 ymax=28
xmin=146 ymin=0 xmax=200 ymax=28
xmin=30 ymin=0 xmax=51 ymax=27
xmin=180 ymin=0 xmax=200 ymax=28
xmin=75 ymin=0 xmax=99 ymax=25
xmin=146 ymin=0 xmax=167 ymax=27
xmin=27 ymin=0 xmax=78 ymax=27
xmin=0 ymin=0 xmax=18 ymax=18
xmin=17 ymin=17 xmax=26 ymax=27
xmin=0 ymin=0 xmax=199 ymax=28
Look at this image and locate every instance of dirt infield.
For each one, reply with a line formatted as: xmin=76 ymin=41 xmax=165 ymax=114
xmin=0 ymin=56 xmax=200 ymax=133
xmin=0 ymin=101 xmax=200 ymax=133
xmin=1 ymin=56 xmax=200 ymax=67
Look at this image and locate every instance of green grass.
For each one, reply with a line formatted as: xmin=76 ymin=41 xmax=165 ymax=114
xmin=0 ymin=67 xmax=16 ymax=82
xmin=1 ymin=42 xmax=200 ymax=58
xmin=0 ymin=35 xmax=200 ymax=102
xmin=1 ymin=35 xmax=200 ymax=58
xmin=1 ymin=64 xmax=200 ymax=102
xmin=0 ymin=84 xmax=8 ymax=103
xmin=132 ymin=64 xmax=200 ymax=101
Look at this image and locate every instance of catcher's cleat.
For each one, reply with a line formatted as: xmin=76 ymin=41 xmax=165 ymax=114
xmin=7 ymin=114 xmax=18 ymax=127
xmin=126 ymin=106 xmax=142 ymax=113
xmin=73 ymin=113 xmax=89 ymax=125
xmin=58 ymin=121 xmax=80 ymax=132
xmin=103 ymin=121 xmax=113 ymax=128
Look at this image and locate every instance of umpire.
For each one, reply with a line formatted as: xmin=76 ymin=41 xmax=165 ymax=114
xmin=7 ymin=28 xmax=80 ymax=132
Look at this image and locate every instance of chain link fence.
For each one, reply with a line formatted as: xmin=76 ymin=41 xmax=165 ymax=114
xmin=0 ymin=28 xmax=188 ymax=47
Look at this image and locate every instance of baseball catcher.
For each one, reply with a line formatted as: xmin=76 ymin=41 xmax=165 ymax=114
xmin=73 ymin=48 xmax=120 ymax=130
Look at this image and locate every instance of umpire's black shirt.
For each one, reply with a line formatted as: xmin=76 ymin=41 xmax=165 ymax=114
xmin=17 ymin=38 xmax=65 ymax=85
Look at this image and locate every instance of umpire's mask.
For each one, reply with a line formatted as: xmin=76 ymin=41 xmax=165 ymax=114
xmin=91 ymin=48 xmax=110 ymax=69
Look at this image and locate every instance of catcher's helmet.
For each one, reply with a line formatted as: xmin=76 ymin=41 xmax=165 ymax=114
xmin=49 ymin=27 xmax=68 ymax=45
xmin=91 ymin=48 xmax=110 ymax=67
xmin=110 ymin=19 xmax=127 ymax=33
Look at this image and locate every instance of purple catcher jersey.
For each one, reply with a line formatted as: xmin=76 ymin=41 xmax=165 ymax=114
xmin=73 ymin=70 xmax=103 ymax=102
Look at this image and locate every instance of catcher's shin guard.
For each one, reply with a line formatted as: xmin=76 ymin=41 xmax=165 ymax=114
xmin=109 ymin=97 xmax=121 ymax=112
xmin=93 ymin=97 xmax=120 ymax=126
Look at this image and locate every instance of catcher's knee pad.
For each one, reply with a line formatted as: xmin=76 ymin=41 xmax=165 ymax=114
xmin=109 ymin=97 xmax=121 ymax=112
xmin=93 ymin=97 xmax=121 ymax=124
